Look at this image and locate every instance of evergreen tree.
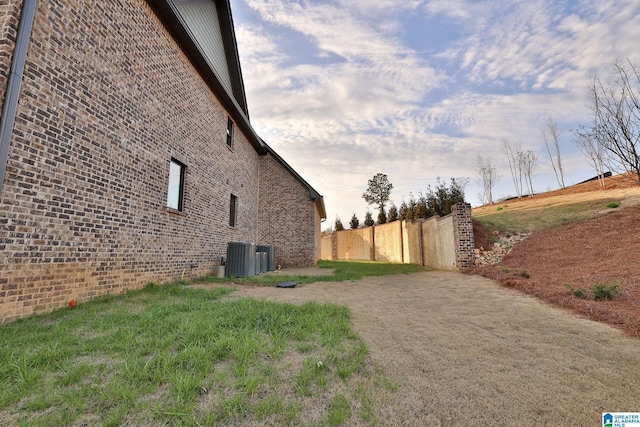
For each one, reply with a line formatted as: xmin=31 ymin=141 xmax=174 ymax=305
xmin=334 ymin=216 xmax=344 ymax=231
xmin=399 ymin=178 xmax=467 ymax=221
xmin=362 ymin=173 xmax=393 ymax=221
xmin=377 ymin=209 xmax=387 ymax=224
xmin=398 ymin=200 xmax=409 ymax=220
xmin=364 ymin=211 xmax=375 ymax=227
xmin=388 ymin=204 xmax=399 ymax=222
xmin=349 ymin=213 xmax=360 ymax=229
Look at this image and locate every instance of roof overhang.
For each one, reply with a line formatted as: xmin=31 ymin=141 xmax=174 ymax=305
xmin=263 ymin=140 xmax=326 ymax=220
xmin=147 ymin=0 xmax=266 ymax=155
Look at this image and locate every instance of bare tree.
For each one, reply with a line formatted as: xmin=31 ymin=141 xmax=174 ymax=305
xmin=518 ymin=150 xmax=538 ymax=196
xmin=477 ymin=154 xmax=499 ymax=205
xmin=541 ymin=117 xmax=566 ymax=188
xmin=573 ymin=125 xmax=607 ymax=186
xmin=588 ymin=60 xmax=640 ymax=183
xmin=502 ymin=138 xmax=523 ymax=198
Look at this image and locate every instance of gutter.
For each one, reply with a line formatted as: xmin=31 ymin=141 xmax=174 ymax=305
xmin=0 ymin=0 xmax=37 ymax=196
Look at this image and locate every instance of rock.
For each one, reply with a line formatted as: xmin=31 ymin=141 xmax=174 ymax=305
xmin=474 ymin=232 xmax=530 ymax=266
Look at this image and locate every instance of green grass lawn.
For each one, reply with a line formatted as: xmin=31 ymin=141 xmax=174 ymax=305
xmin=204 ymin=260 xmax=431 ymax=286
xmin=0 ymin=261 xmax=416 ymax=426
xmin=473 ymin=199 xmax=621 ymax=234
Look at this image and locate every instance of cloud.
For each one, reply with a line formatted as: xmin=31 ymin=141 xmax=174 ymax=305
xmin=422 ymin=0 xmax=476 ymax=20
xmin=445 ymin=0 xmax=640 ymax=92
xmin=233 ymin=0 xmax=640 ymax=219
xmin=237 ymin=0 xmax=444 ymax=147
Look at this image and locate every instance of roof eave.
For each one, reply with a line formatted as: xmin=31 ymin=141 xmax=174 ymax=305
xmin=147 ymin=0 xmax=266 ymax=155
xmin=262 ymin=140 xmax=326 ymax=220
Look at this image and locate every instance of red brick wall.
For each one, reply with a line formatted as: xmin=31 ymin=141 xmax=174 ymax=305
xmin=0 ymin=0 xmax=266 ymax=321
xmin=258 ymin=153 xmax=319 ymax=267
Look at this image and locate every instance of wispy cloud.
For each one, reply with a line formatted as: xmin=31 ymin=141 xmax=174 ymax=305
xmin=234 ymin=0 xmax=640 ymax=222
xmin=238 ymin=0 xmax=444 ymax=153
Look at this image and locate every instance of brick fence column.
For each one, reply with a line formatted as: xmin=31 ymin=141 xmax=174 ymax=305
xmin=331 ymin=232 xmax=338 ymax=260
xmin=452 ymin=203 xmax=474 ymax=270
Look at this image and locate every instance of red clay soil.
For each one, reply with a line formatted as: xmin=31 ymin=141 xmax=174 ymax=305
xmin=472 ymin=219 xmax=492 ymax=250
xmin=470 ymin=176 xmax=640 ymax=337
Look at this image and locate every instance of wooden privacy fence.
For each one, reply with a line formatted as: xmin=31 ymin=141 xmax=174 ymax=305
xmin=320 ymin=203 xmax=474 ymax=271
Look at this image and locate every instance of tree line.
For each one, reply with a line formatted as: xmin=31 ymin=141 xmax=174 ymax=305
xmin=333 ymin=174 xmax=467 ymax=232
xmin=477 ymin=59 xmax=640 ymax=205
xmin=333 ymin=59 xmax=640 ymax=231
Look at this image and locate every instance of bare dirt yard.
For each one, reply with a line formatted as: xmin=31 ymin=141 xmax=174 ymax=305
xmin=203 ymin=174 xmax=640 ymax=425
xmin=219 ymin=272 xmax=640 ymax=426
xmin=472 ymin=173 xmax=640 ymax=338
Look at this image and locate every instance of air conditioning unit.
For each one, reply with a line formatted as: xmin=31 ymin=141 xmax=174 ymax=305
xmin=225 ymin=242 xmax=256 ymax=277
xmin=257 ymin=251 xmax=267 ymax=273
xmin=254 ymin=252 xmax=261 ymax=275
xmin=256 ymin=244 xmax=276 ymax=271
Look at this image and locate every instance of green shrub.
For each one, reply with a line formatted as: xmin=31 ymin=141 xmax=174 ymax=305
xmin=592 ymin=282 xmax=619 ymax=301
xmin=564 ymin=284 xmax=587 ymax=299
xmin=606 ymin=202 xmax=619 ymax=209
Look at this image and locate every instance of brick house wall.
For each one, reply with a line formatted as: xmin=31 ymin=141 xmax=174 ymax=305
xmin=0 ymin=0 xmax=22 ymax=106
xmin=0 ymin=0 xmax=324 ymax=322
xmin=258 ymin=152 xmax=320 ymax=267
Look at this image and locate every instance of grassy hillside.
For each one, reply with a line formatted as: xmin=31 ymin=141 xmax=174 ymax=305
xmin=470 ymin=173 xmax=640 ymax=338
xmin=472 ymin=173 xmax=640 ymax=234
xmin=473 ymin=198 xmax=622 ymax=234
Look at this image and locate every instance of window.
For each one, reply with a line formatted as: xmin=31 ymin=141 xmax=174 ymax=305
xmin=167 ymin=159 xmax=186 ymax=211
xmin=229 ymin=194 xmax=237 ymax=227
xmin=226 ymin=116 xmax=234 ymax=148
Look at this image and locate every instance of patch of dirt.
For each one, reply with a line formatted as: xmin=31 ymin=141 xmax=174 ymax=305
xmin=203 ymin=272 xmax=640 ymax=425
xmin=470 ymin=172 xmax=640 ymax=338
xmin=470 ymin=204 xmax=640 ymax=337
xmin=472 ymin=219 xmax=492 ymax=250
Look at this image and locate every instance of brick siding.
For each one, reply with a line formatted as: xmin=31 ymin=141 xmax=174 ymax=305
xmin=258 ymin=152 xmax=319 ymax=267
xmin=452 ymin=203 xmax=474 ymax=270
xmin=0 ymin=0 xmax=319 ymax=322
xmin=0 ymin=0 xmax=22 ymax=107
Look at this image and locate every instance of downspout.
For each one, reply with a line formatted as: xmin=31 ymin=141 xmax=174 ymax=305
xmin=0 ymin=0 xmax=37 ymax=196
xmin=255 ymin=153 xmax=260 ymax=244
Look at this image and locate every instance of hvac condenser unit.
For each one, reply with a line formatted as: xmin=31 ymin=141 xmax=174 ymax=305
xmin=254 ymin=252 xmax=261 ymax=275
xmin=225 ymin=242 xmax=256 ymax=277
xmin=257 ymin=252 xmax=267 ymax=274
xmin=256 ymin=244 xmax=276 ymax=271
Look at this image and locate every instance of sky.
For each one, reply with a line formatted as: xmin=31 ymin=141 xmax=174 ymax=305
xmin=229 ymin=0 xmax=640 ymax=227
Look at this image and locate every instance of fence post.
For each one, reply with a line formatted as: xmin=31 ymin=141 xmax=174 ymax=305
xmin=399 ymin=221 xmax=404 ymax=263
xmin=332 ymin=232 xmax=338 ymax=260
xmin=370 ymin=226 xmax=376 ymax=261
xmin=418 ymin=219 xmax=425 ymax=266
xmin=452 ymin=203 xmax=474 ymax=270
